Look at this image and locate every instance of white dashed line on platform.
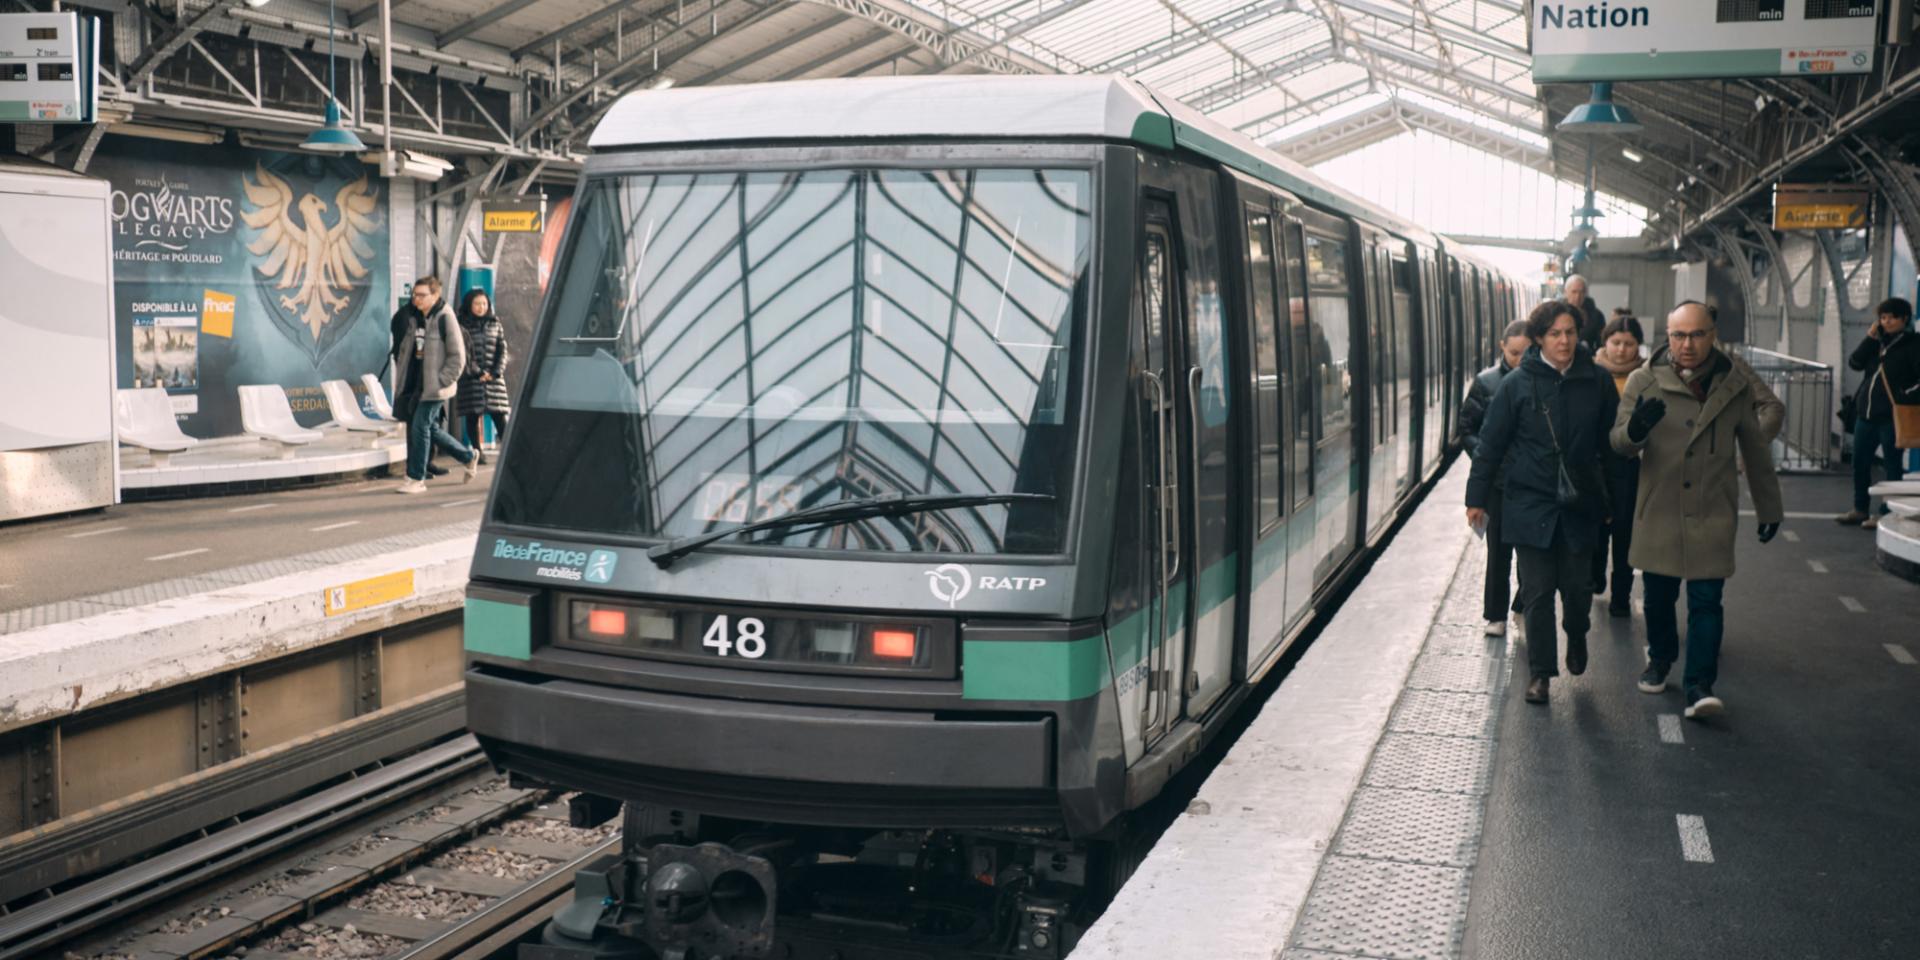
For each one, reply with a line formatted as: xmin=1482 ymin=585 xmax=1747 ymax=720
xmin=1840 ymin=596 xmax=1867 ymax=613
xmin=147 ymin=548 xmax=210 ymax=562
xmin=1782 ymin=530 xmax=1800 ymax=542
xmin=1677 ymin=815 xmax=1714 ymax=863
xmin=310 ymin=521 xmax=361 ymax=532
xmin=67 ymin=526 xmax=127 ymax=538
xmin=1738 ymin=510 xmax=1833 ymax=520
xmin=440 ymin=498 xmax=483 ymax=508
xmin=1887 ymin=644 xmax=1917 ymax=665
xmin=228 ymin=502 xmax=279 ymax=513
xmin=1807 ymin=559 xmax=1828 ymax=574
xmin=1658 ymin=715 xmax=1684 ymax=744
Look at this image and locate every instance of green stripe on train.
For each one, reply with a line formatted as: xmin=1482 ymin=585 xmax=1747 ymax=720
xmin=465 ymin=597 xmax=532 ymax=660
xmin=963 ymin=635 xmax=1110 ymax=702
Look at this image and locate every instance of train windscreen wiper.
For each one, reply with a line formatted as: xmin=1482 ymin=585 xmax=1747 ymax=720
xmin=646 ymin=492 xmax=1054 ymax=569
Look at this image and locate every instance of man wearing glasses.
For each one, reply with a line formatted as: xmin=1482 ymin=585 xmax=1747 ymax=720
xmin=1611 ymin=300 xmax=1784 ymax=720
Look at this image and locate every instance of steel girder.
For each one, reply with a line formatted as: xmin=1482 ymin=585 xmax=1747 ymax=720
xmin=1090 ymin=2 xmax=1312 ymax=77
xmin=1182 ymin=38 xmax=1337 ymax=113
xmin=792 ymin=0 xmax=1060 ymax=74
xmin=1271 ymin=96 xmax=1550 ymax=171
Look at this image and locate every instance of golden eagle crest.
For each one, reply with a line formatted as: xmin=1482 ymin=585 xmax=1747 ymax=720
xmin=240 ymin=163 xmax=381 ymax=341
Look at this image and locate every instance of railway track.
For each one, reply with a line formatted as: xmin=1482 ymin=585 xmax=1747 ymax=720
xmin=1 ymin=731 xmax=617 ymax=960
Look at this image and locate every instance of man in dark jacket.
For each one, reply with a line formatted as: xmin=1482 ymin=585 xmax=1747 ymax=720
xmin=1467 ymin=302 xmax=1619 ymax=705
xmin=1459 ymin=320 xmax=1532 ymax=636
xmin=1836 ymin=297 xmax=1919 ymax=529
xmin=1563 ymin=274 xmax=1608 ymax=351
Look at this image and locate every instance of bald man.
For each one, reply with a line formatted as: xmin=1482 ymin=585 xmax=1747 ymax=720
xmin=1563 ymin=275 xmax=1607 ymax=351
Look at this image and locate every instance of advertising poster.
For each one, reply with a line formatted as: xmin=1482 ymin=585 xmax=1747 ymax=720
xmin=94 ymin=140 xmax=391 ymax=437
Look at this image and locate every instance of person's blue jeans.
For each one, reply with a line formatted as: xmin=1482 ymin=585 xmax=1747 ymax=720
xmin=407 ymin=398 xmax=473 ymax=481
xmin=1853 ymin=419 xmax=1904 ymax=513
xmin=1643 ymin=573 xmax=1724 ymax=692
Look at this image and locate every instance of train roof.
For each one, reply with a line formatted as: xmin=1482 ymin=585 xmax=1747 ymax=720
xmin=589 ymin=75 xmax=1453 ymax=251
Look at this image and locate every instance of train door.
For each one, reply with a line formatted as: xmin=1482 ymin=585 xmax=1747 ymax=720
xmin=1297 ymin=214 xmax=1357 ymax=589
xmin=1278 ymin=218 xmax=1317 ymax=628
xmin=1236 ymin=185 xmax=1297 ymax=672
xmin=1132 ymin=205 xmax=1186 ymax=748
xmin=1359 ymin=230 xmax=1392 ymax=540
xmin=1388 ymin=246 xmax=1414 ymax=501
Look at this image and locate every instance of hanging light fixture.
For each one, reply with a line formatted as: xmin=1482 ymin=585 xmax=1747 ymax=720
xmin=1557 ymin=82 xmax=1642 ymax=134
xmin=302 ymin=0 xmax=366 ymax=153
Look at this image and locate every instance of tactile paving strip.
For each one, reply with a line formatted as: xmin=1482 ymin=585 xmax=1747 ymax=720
xmin=1421 ymin=622 xmax=1512 ymax=659
xmin=1289 ymin=855 xmax=1470 ymax=959
xmin=1406 ymin=653 xmax=1507 ymax=695
xmin=1332 ymin=787 xmax=1485 ymax=868
xmin=1364 ymin=733 xmax=1497 ymax=796
xmin=2 ymin=521 xmax=480 ymax=630
xmin=1389 ymin=688 xmax=1497 ymax=740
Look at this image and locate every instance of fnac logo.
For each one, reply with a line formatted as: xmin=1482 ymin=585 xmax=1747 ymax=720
xmin=201 ymin=289 xmax=236 ymax=338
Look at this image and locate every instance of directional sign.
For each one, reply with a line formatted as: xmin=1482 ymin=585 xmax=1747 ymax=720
xmin=1773 ymin=183 xmax=1870 ymax=230
xmin=482 ymin=198 xmax=544 ymax=233
xmin=1531 ymin=1 xmax=1880 ymax=82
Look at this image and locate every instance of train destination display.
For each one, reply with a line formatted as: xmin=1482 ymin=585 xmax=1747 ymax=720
xmin=1532 ymin=1 xmax=1880 ymax=82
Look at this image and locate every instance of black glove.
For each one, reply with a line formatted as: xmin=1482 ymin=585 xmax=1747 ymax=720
xmin=1626 ymin=395 xmax=1667 ymax=443
xmin=1757 ymin=522 xmax=1779 ymax=544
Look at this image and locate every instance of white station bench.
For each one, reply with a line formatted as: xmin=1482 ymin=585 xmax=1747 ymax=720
xmin=321 ymin=379 xmax=399 ymax=446
xmin=238 ymin=384 xmax=323 ymax=458
xmin=360 ymin=373 xmax=400 ymax=423
xmin=114 ymin=388 xmax=198 ymax=466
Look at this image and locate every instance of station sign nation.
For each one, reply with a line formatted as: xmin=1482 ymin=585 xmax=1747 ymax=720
xmin=1532 ymin=1 xmax=1880 ymax=82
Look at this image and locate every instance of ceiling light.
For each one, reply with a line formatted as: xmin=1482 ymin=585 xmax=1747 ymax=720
xmin=301 ymin=0 xmax=366 ymax=154
xmin=1557 ymin=82 xmax=1642 ymax=135
xmin=1621 ymin=147 xmax=1644 ymax=163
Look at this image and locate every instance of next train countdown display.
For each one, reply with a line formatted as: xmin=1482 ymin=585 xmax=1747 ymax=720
xmin=1531 ymin=0 xmax=1880 ymax=82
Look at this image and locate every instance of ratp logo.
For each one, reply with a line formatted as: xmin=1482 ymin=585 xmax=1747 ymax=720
xmin=924 ymin=563 xmax=972 ymax=608
xmin=584 ymin=550 xmax=618 ymax=584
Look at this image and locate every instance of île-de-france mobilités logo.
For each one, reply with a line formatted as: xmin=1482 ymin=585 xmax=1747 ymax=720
xmin=241 ymin=157 xmax=382 ymax=362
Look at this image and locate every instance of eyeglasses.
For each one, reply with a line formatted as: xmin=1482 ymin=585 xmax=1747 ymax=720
xmin=1667 ymin=329 xmax=1713 ymax=343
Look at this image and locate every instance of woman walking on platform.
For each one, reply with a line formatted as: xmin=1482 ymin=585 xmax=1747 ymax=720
xmin=1464 ymin=301 xmax=1619 ymax=705
xmin=456 ymin=290 xmax=512 ymax=465
xmin=1459 ymin=320 xmax=1532 ymax=637
xmin=1592 ymin=315 xmax=1645 ymax=616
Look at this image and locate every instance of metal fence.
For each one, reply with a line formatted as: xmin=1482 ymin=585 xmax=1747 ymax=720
xmin=1728 ymin=343 xmax=1838 ymax=473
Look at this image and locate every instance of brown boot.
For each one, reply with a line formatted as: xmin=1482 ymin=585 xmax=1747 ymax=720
xmin=1525 ymin=676 xmax=1550 ymax=704
xmin=1835 ymin=510 xmax=1869 ymax=526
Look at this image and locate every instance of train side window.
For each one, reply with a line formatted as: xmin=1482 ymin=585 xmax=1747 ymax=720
xmin=1283 ymin=222 xmax=1314 ymax=507
xmin=1244 ymin=206 xmax=1282 ymax=531
xmin=1302 ymin=232 xmax=1351 ymax=444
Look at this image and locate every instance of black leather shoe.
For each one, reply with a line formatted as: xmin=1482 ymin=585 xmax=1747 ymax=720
xmin=1608 ymin=598 xmax=1631 ymax=618
xmin=1566 ymin=636 xmax=1587 ymax=676
xmin=1525 ymin=676 xmax=1549 ymax=704
xmin=427 ymin=463 xmax=449 ymax=477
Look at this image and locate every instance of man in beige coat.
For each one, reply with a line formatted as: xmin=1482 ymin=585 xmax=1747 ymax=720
xmin=1612 ymin=301 xmax=1784 ymax=720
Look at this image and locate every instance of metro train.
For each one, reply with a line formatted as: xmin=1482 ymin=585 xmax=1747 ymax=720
xmin=461 ymin=75 xmax=1525 ymax=959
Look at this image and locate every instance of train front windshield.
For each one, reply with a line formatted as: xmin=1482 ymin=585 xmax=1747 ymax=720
xmin=493 ymin=166 xmax=1092 ymax=557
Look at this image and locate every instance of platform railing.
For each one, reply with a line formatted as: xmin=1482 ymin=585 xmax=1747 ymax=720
xmin=1728 ymin=343 xmax=1837 ymax=473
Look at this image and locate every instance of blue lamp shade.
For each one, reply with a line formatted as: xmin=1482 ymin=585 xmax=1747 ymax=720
xmin=1557 ymin=82 xmax=1642 ymax=134
xmin=1571 ymin=204 xmax=1605 ymax=219
xmin=302 ymin=99 xmax=366 ymax=154
xmin=1564 ymin=246 xmax=1592 ymax=274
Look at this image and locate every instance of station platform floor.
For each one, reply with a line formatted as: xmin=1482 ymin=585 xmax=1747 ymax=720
xmin=0 ymin=465 xmax=491 ymax=632
xmin=1465 ymin=472 xmax=1920 ymax=960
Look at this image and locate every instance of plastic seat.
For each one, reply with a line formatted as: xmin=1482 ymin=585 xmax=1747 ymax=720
xmin=1886 ymin=499 xmax=1920 ymax=519
xmin=321 ymin=379 xmax=399 ymax=446
xmin=114 ymin=388 xmax=198 ymax=467
xmin=237 ymin=384 xmax=323 ymax=459
xmin=1868 ymin=480 xmax=1920 ymax=498
xmin=360 ymin=373 xmax=398 ymax=422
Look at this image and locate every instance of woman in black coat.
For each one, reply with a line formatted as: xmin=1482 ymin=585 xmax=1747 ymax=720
xmin=455 ymin=290 xmax=512 ymax=464
xmin=1465 ymin=301 xmax=1620 ymax=705
xmin=1458 ymin=320 xmax=1532 ymax=637
xmin=1838 ymin=297 xmax=1919 ymax=529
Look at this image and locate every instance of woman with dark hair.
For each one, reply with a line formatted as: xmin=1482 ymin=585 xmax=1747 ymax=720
xmin=1465 ymin=301 xmax=1619 ymax=705
xmin=455 ymin=289 xmax=512 ymax=464
xmin=1837 ymin=297 xmax=1919 ymax=528
xmin=1591 ymin=315 xmax=1645 ymax=614
xmin=1459 ymin=319 xmax=1532 ymax=636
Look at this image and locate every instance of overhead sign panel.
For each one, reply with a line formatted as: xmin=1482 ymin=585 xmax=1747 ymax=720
xmin=482 ymin=197 xmax=544 ymax=233
xmin=0 ymin=12 xmax=98 ymax=122
xmin=1773 ymin=183 xmax=1870 ymax=230
xmin=1531 ymin=1 xmax=1880 ymax=82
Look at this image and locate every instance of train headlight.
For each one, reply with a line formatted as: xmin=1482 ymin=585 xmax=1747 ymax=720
xmin=871 ymin=628 xmax=917 ymax=660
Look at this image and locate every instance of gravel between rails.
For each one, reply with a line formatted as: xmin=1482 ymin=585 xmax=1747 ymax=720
xmin=254 ymin=922 xmax=411 ymax=958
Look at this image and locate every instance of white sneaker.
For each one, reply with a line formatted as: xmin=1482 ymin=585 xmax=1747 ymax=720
xmin=396 ymin=478 xmax=427 ymax=494
xmin=1484 ymin=620 xmax=1506 ymax=637
xmin=462 ymin=457 xmax=479 ymax=483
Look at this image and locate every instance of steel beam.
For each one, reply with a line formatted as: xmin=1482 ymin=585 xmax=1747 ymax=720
xmin=1328 ymin=0 xmax=1528 ymax=66
xmin=125 ymin=0 xmax=240 ymax=87
xmin=792 ymin=0 xmax=1058 ymax=74
xmin=436 ymin=0 xmax=543 ymax=48
xmin=510 ymin=0 xmax=651 ymax=58
xmin=767 ymin=27 xmax=899 ymax=80
xmin=1088 ymin=2 xmax=1311 ymax=75
xmin=938 ymin=0 xmax=1103 ymax=73
xmin=685 ymin=12 xmax=852 ymax=85
xmin=1183 ymin=39 xmax=1337 ymax=113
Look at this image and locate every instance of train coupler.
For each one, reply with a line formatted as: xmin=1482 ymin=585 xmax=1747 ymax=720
xmin=634 ymin=841 xmax=779 ymax=960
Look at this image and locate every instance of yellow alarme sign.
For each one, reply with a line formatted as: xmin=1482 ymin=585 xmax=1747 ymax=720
xmin=323 ymin=569 xmax=416 ymax=617
xmin=201 ymin=289 xmax=235 ymax=338
xmin=483 ymin=210 xmax=542 ymax=232
xmin=1774 ymin=203 xmax=1867 ymax=230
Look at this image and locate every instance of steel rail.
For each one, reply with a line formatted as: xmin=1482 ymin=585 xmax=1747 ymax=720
xmin=0 ymin=736 xmax=488 ymax=960
xmin=396 ymin=836 xmax=624 ymax=960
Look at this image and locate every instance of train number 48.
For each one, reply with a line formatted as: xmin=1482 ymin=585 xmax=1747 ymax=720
xmin=702 ymin=615 xmax=768 ymax=659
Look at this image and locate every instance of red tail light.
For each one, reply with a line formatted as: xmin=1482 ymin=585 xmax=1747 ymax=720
xmin=587 ymin=607 xmax=628 ymax=637
xmin=871 ymin=628 xmax=917 ymax=659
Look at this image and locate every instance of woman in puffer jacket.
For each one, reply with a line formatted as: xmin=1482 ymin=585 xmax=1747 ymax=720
xmin=455 ymin=289 xmax=512 ymax=464
xmin=1591 ymin=315 xmax=1645 ymax=617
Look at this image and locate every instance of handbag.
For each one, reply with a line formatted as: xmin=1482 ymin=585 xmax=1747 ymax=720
xmin=1886 ymin=374 xmax=1920 ymax=449
xmin=1532 ymin=378 xmax=1591 ymax=510
xmin=1838 ymin=394 xmax=1858 ymax=433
